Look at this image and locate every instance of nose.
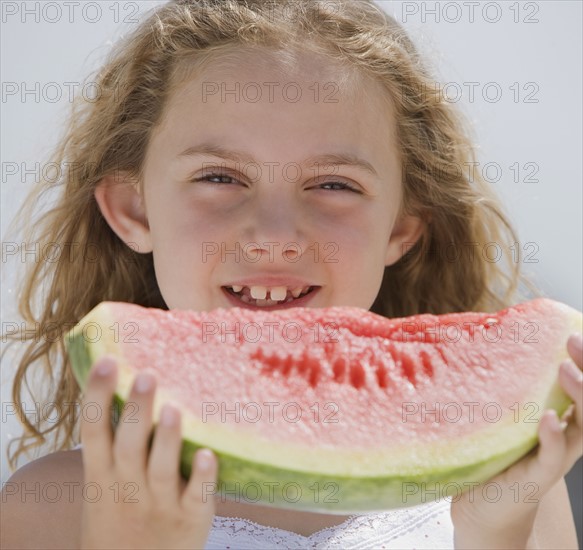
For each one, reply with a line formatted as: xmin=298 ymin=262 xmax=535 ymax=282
xmin=240 ymin=187 xmax=310 ymax=263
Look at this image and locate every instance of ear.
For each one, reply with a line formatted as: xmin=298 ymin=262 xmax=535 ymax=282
xmin=385 ymin=214 xmax=425 ymax=266
xmin=94 ymin=172 xmax=153 ymax=253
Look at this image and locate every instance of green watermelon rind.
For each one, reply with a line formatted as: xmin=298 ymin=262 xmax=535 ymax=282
xmin=65 ymin=323 xmax=573 ymax=513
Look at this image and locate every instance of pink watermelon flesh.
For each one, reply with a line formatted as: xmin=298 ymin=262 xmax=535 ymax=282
xmin=66 ymin=298 xmax=581 ymax=512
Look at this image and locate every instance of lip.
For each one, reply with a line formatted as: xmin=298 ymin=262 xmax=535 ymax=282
xmin=221 ymin=286 xmax=321 ymax=310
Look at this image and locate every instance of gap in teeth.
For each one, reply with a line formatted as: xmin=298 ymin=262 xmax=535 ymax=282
xmin=228 ymin=285 xmax=312 ymax=304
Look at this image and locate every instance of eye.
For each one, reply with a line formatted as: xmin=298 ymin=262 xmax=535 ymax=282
xmin=317 ymin=181 xmax=360 ymax=193
xmin=192 ymin=173 xmax=238 ymax=185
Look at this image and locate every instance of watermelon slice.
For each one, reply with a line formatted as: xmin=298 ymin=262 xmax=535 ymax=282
xmin=65 ymin=298 xmax=581 ymax=512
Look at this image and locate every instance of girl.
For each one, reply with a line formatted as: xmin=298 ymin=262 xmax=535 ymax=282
xmin=2 ymin=0 xmax=582 ymax=548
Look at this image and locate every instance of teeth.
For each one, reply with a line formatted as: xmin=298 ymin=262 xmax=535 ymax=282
xmin=269 ymin=286 xmax=287 ymax=301
xmin=228 ymin=284 xmax=314 ymax=306
xmin=250 ymin=286 xmax=267 ymax=300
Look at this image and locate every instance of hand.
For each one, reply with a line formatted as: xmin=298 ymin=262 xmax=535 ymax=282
xmin=79 ymin=356 xmax=218 ymax=549
xmin=451 ymin=333 xmax=583 ymax=549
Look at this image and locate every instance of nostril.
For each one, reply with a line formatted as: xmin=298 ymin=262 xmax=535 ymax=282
xmin=282 ymin=244 xmax=300 ymax=258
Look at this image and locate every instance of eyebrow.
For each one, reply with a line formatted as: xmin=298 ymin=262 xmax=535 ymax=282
xmin=176 ymin=142 xmax=378 ymax=177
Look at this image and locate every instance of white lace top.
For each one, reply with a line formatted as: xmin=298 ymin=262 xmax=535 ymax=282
xmin=70 ymin=445 xmax=454 ymax=548
xmin=206 ymin=500 xmax=454 ymax=549
xmin=205 ymin=499 xmax=453 ymax=550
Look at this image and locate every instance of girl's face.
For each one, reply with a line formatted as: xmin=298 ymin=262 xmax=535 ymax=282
xmin=98 ymin=51 xmax=422 ymax=312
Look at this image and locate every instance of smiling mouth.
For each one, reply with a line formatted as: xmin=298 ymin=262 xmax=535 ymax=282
xmin=221 ymin=285 xmax=320 ymax=308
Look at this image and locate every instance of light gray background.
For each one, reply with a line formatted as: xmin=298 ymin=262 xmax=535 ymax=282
xmin=1 ymin=0 xmax=582 ymax=544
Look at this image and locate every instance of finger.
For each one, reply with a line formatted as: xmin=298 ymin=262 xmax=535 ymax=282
xmin=181 ymin=449 xmax=218 ymax=524
xmin=562 ymin=420 xmax=583 ymax=470
xmin=113 ymin=371 xmax=156 ymax=481
xmin=147 ymin=403 xmax=182 ymax=507
xmin=567 ymin=334 xmax=583 ymax=368
xmin=80 ymin=356 xmax=118 ymax=477
xmin=559 ymin=359 xmax=583 ymax=468
xmin=559 ymin=360 xmax=583 ymax=428
xmin=532 ymin=410 xmax=567 ymax=488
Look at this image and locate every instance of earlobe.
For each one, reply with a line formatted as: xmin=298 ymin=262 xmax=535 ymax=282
xmin=94 ymin=172 xmax=153 ymax=254
xmin=385 ymin=214 xmax=425 ymax=266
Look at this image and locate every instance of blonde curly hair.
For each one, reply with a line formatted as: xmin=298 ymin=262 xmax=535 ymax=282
xmin=4 ymin=0 xmax=529 ymax=470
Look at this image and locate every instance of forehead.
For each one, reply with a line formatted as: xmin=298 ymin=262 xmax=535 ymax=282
xmin=150 ymin=47 xmax=399 ymax=170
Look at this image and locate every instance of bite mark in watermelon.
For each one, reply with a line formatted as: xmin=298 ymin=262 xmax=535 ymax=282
xmin=65 ymin=298 xmax=582 ymax=512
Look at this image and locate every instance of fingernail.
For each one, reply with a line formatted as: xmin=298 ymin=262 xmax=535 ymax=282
xmin=548 ymin=410 xmax=562 ymax=432
xmin=134 ymin=373 xmax=154 ymax=393
xmin=95 ymin=358 xmax=114 ymax=377
xmin=196 ymin=449 xmax=214 ymax=472
xmin=567 ymin=361 xmax=583 ymax=383
xmin=569 ymin=333 xmax=583 ymax=353
xmin=160 ymin=404 xmax=179 ymax=427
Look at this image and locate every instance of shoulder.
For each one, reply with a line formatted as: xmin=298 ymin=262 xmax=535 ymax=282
xmin=1 ymin=449 xmax=83 ymax=549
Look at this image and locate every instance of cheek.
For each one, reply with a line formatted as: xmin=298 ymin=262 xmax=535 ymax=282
xmin=147 ymin=191 xmax=222 ymax=248
xmin=330 ymin=208 xmax=392 ymax=258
